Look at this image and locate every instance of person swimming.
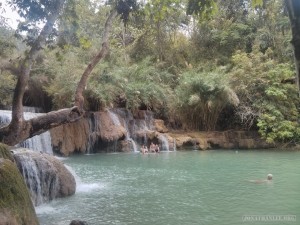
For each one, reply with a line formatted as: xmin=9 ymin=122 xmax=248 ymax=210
xmin=248 ymin=174 xmax=273 ymax=184
xmin=267 ymin=174 xmax=273 ymax=180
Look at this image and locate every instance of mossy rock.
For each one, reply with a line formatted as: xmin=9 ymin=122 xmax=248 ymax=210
xmin=0 ymin=143 xmax=14 ymax=161
xmin=0 ymin=158 xmax=39 ymax=225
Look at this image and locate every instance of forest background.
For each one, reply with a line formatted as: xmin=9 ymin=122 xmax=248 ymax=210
xmin=0 ymin=0 xmax=299 ymax=146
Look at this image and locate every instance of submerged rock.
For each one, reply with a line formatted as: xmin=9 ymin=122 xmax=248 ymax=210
xmin=0 ymin=155 xmax=39 ymax=225
xmin=70 ymin=220 xmax=88 ymax=225
xmin=13 ymin=149 xmax=76 ymax=206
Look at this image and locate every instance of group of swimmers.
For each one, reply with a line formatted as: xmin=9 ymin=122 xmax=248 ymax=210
xmin=140 ymin=142 xmax=160 ymax=154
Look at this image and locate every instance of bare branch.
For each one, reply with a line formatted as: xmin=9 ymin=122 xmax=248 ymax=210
xmin=74 ymin=10 xmax=117 ymax=110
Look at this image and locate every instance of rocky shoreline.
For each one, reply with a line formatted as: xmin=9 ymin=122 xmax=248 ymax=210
xmin=49 ymin=109 xmax=274 ymax=156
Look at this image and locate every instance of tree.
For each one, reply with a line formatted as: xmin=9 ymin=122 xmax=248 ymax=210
xmin=174 ymin=68 xmax=239 ymax=131
xmin=285 ymin=0 xmax=300 ymax=93
xmin=187 ymin=0 xmax=300 ymax=92
xmin=0 ymin=0 xmax=134 ymax=146
xmin=230 ymin=49 xmax=300 ymax=143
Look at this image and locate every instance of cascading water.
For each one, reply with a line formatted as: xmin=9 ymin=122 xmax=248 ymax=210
xmin=109 ymin=108 xmax=171 ymax=152
xmin=158 ymin=134 xmax=170 ymax=151
xmin=86 ymin=113 xmax=99 ymax=154
xmin=13 ymin=149 xmax=76 ymax=207
xmin=108 ymin=109 xmax=139 ymax=152
xmin=14 ymin=151 xmax=59 ymax=206
xmin=108 ymin=110 xmax=121 ymax=126
xmin=173 ymin=138 xmax=177 ymax=151
xmin=0 ymin=109 xmax=53 ymax=154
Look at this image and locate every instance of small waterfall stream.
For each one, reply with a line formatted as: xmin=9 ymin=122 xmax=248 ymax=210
xmin=16 ymin=153 xmax=44 ymax=205
xmin=87 ymin=113 xmax=99 ymax=154
xmin=14 ymin=151 xmax=60 ymax=206
xmin=158 ymin=134 xmax=170 ymax=151
xmin=108 ymin=109 xmax=170 ymax=152
xmin=0 ymin=109 xmax=53 ymax=154
xmin=13 ymin=149 xmax=76 ymax=207
xmin=108 ymin=109 xmax=140 ymax=152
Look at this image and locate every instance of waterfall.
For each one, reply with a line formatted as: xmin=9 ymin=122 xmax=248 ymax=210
xmin=87 ymin=113 xmax=99 ymax=154
xmin=173 ymin=138 xmax=177 ymax=151
xmin=14 ymin=152 xmax=59 ymax=206
xmin=128 ymin=138 xmax=138 ymax=152
xmin=108 ymin=110 xmax=121 ymax=126
xmin=13 ymin=149 xmax=76 ymax=206
xmin=108 ymin=109 xmax=140 ymax=152
xmin=64 ymin=165 xmax=103 ymax=193
xmin=0 ymin=109 xmax=53 ymax=154
xmin=158 ymin=134 xmax=170 ymax=151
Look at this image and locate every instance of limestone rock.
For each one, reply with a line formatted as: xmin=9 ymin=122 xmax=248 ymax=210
xmin=51 ymin=118 xmax=90 ymax=156
xmin=13 ymin=149 xmax=76 ymax=206
xmin=0 ymin=158 xmax=39 ymax=225
xmin=168 ymin=131 xmax=273 ymax=150
xmin=154 ymin=119 xmax=169 ymax=133
xmin=97 ymin=111 xmax=126 ymax=142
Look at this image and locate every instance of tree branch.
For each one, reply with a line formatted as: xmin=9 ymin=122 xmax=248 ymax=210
xmin=74 ymin=10 xmax=117 ymax=110
xmin=10 ymin=0 xmax=66 ymax=132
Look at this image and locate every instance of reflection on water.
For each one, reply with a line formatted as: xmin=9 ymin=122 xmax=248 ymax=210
xmin=37 ymin=151 xmax=300 ymax=225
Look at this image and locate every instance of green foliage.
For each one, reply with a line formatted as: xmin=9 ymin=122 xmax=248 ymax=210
xmin=187 ymin=0 xmax=218 ymax=19
xmin=0 ymin=72 xmax=16 ymax=108
xmin=43 ymin=47 xmax=84 ymax=109
xmin=251 ymin=0 xmax=263 ymax=7
xmin=1 ymin=0 xmax=298 ymax=146
xmin=230 ymin=50 xmax=300 ymax=143
xmin=0 ymin=143 xmax=14 ymax=161
xmin=174 ymin=68 xmax=239 ymax=130
xmin=87 ymin=58 xmax=174 ymax=111
xmin=0 ymin=26 xmax=16 ymax=57
xmin=0 ymin=158 xmax=39 ymax=225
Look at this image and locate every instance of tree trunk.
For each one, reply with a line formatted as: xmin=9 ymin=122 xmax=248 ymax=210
xmin=285 ymin=0 xmax=300 ymax=93
xmin=0 ymin=7 xmax=117 ymax=146
xmin=74 ymin=10 xmax=117 ymax=110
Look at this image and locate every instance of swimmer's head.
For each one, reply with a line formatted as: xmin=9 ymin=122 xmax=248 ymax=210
xmin=267 ymin=174 xmax=273 ymax=180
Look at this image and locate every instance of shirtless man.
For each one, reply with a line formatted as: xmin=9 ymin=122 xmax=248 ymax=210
xmin=149 ymin=142 xmax=156 ymax=153
xmin=249 ymin=174 xmax=273 ymax=184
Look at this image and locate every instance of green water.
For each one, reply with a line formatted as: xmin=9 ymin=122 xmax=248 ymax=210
xmin=36 ymin=151 xmax=300 ymax=225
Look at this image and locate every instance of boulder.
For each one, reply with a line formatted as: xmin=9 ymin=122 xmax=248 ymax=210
xmin=0 ymin=157 xmax=39 ymax=225
xmin=70 ymin=220 xmax=88 ymax=225
xmin=154 ymin=119 xmax=169 ymax=133
xmin=13 ymin=149 xmax=76 ymax=206
xmin=97 ymin=111 xmax=126 ymax=142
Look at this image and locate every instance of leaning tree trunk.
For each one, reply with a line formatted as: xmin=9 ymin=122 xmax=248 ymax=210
xmin=0 ymin=8 xmax=117 ymax=146
xmin=74 ymin=10 xmax=117 ymax=110
xmin=285 ymin=0 xmax=300 ymax=94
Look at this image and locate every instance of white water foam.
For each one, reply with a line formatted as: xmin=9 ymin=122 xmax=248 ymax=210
xmin=76 ymin=183 xmax=105 ymax=193
xmin=35 ymin=205 xmax=56 ymax=214
xmin=65 ymin=165 xmax=105 ymax=193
